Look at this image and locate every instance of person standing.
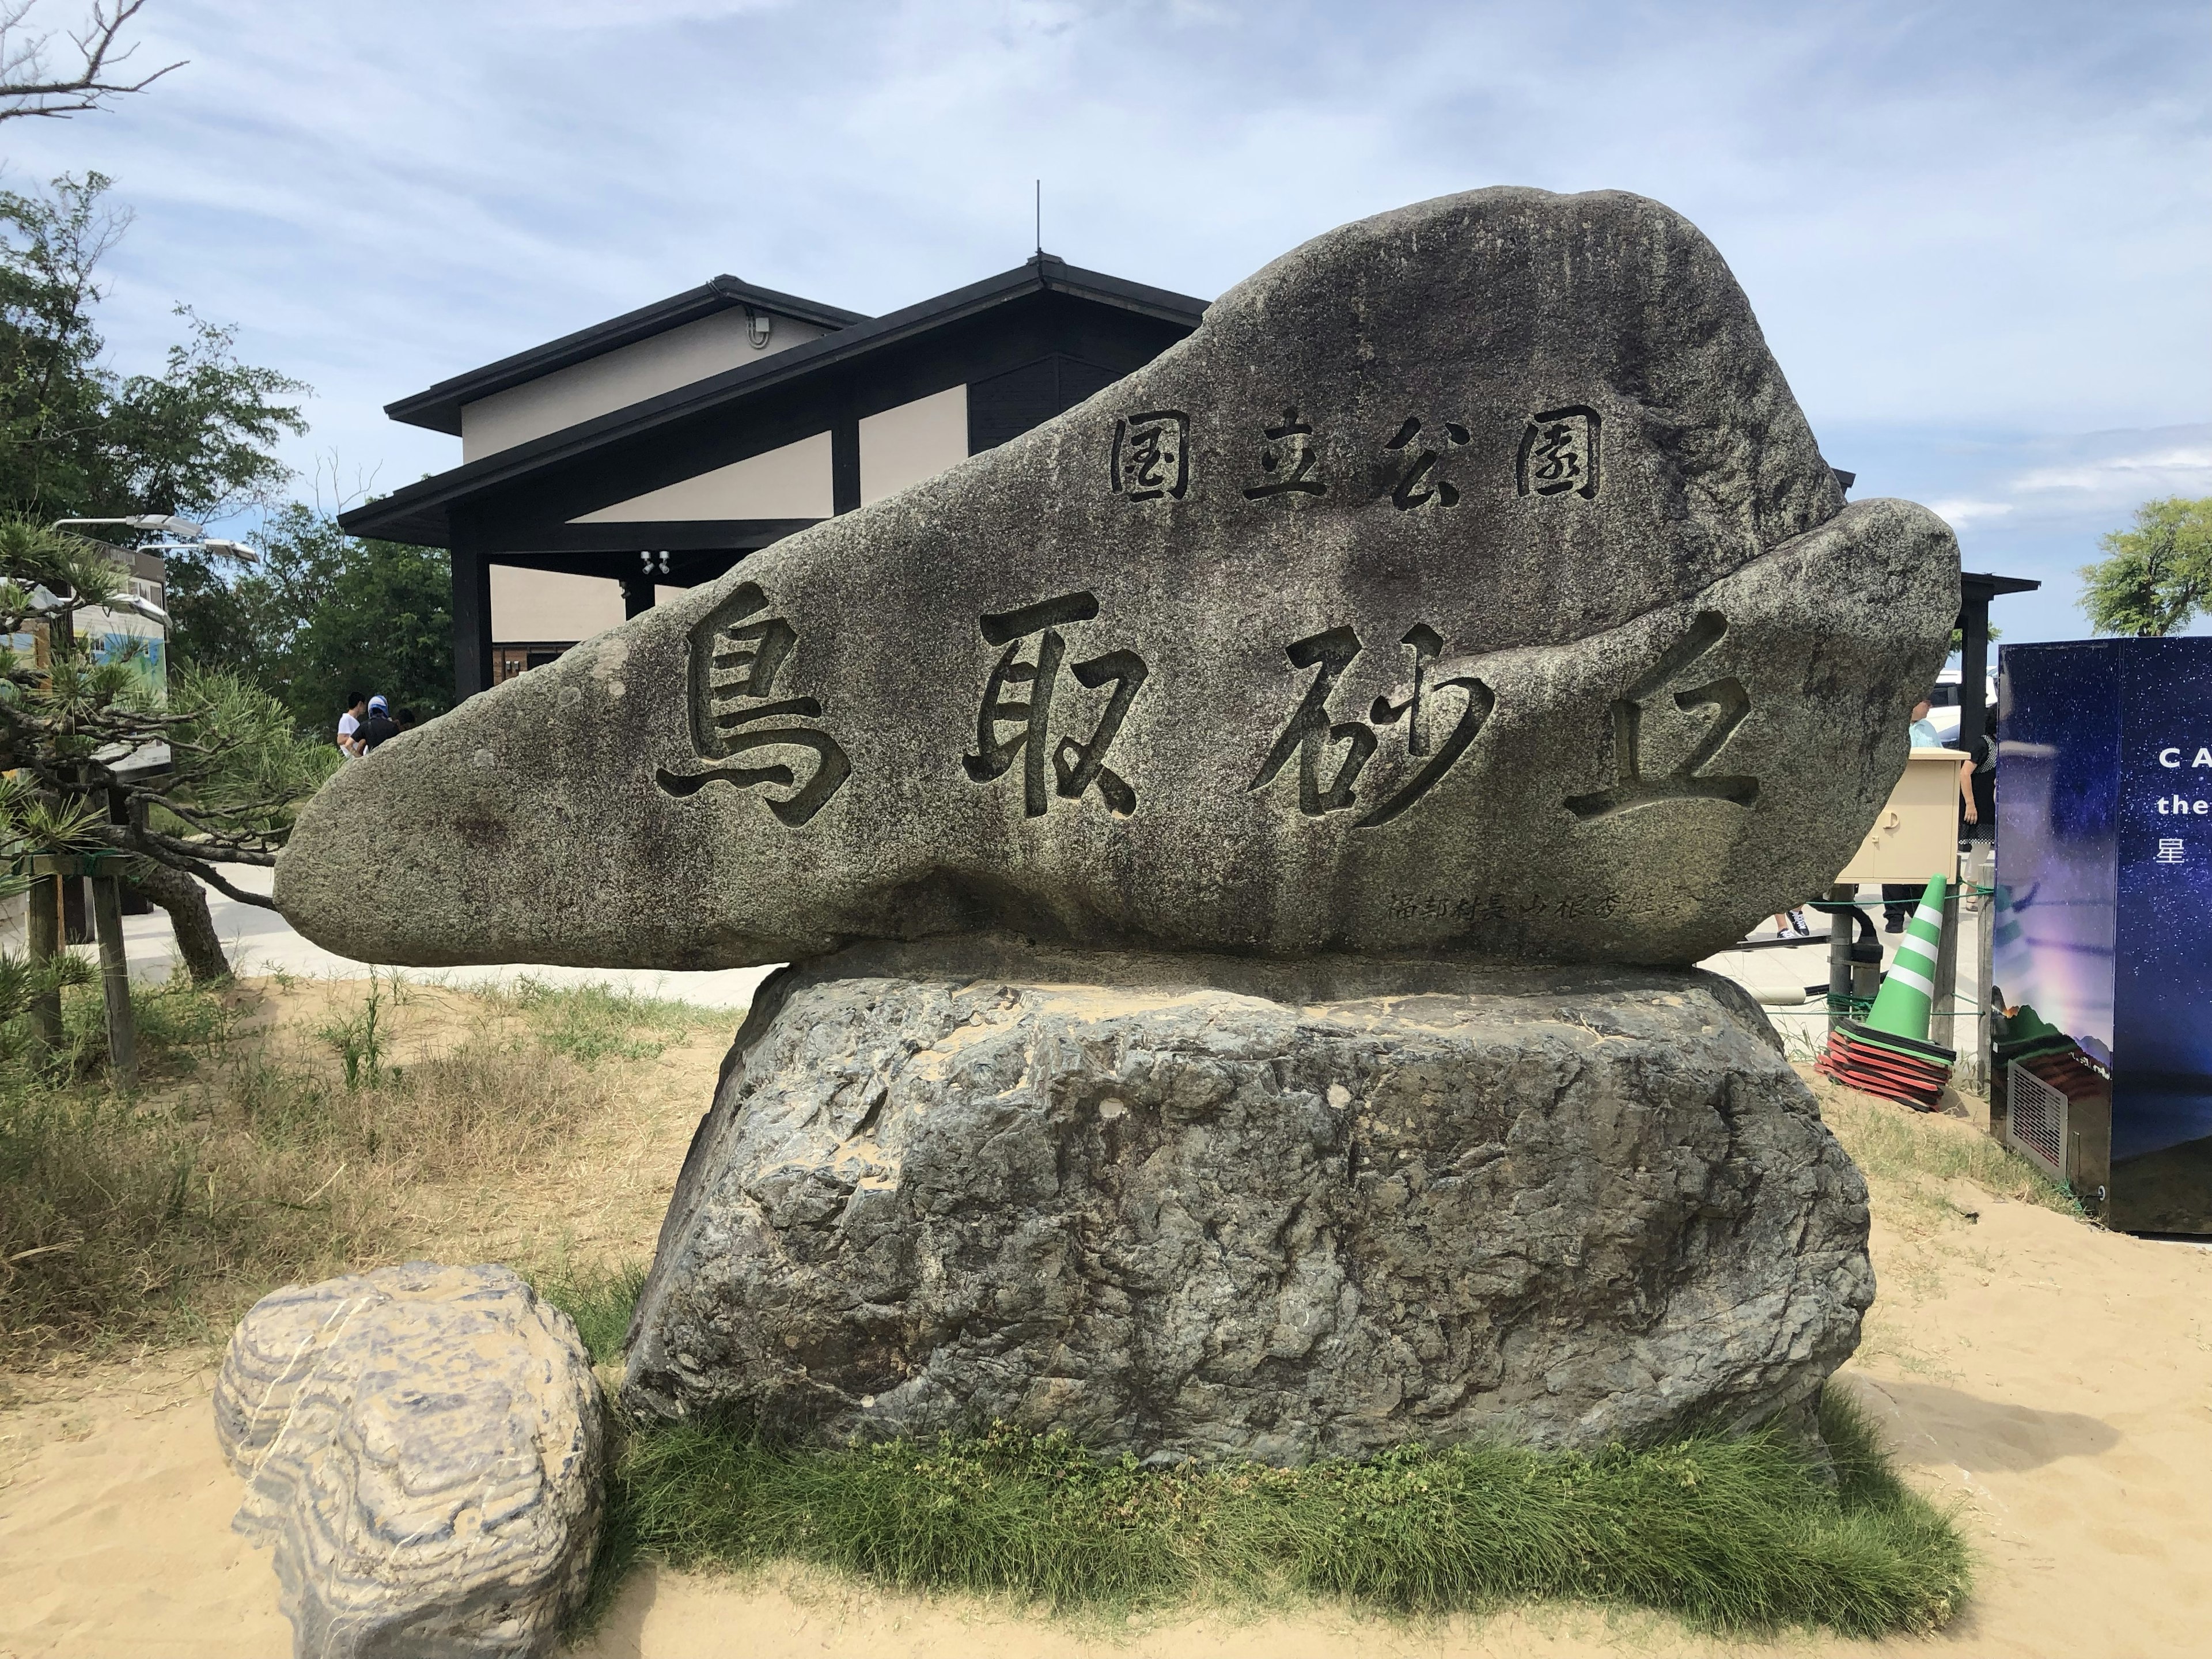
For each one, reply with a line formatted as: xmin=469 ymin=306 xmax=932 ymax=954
xmin=359 ymin=695 xmax=402 ymax=752
xmin=1960 ymin=733 xmax=1995 ymax=842
xmin=336 ymin=691 xmax=368 ymax=759
xmin=1884 ymin=696 xmax=1944 ymax=930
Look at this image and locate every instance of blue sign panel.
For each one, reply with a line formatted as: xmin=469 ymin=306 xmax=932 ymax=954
xmin=1999 ymin=639 xmax=2212 ymax=1234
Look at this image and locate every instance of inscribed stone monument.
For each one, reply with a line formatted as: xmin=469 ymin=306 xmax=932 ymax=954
xmin=276 ymin=185 xmax=1955 ymax=970
xmin=271 ymin=186 xmax=1956 ymax=1465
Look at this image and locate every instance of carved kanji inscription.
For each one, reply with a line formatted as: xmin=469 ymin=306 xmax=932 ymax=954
xmin=966 ymin=590 xmax=1148 ymax=817
xmin=657 ymin=584 xmax=852 ymax=826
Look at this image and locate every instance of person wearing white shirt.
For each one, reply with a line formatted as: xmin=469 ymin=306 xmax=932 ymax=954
xmin=336 ymin=690 xmax=368 ymax=759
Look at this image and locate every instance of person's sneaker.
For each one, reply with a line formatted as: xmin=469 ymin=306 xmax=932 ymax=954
xmin=1788 ymin=910 xmax=1810 ymax=936
xmin=1884 ymin=917 xmax=1904 ymax=933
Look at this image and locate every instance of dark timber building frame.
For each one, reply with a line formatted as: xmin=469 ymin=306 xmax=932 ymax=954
xmin=342 ymin=256 xmax=1207 ymax=702
xmin=1960 ymin=571 xmax=2040 ymax=756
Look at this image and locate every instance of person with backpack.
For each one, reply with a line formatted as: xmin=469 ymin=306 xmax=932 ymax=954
xmin=358 ymin=694 xmax=403 ymax=752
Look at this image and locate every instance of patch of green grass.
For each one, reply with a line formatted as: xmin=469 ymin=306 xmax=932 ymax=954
xmin=498 ymin=979 xmax=717 ymax=1065
xmin=581 ymin=1385 xmax=1968 ymax=1638
xmin=1818 ymin=1083 xmax=2079 ymax=1218
xmin=38 ymin=972 xmax=238 ymax=1082
xmin=0 ymin=1075 xmax=350 ymax=1356
xmin=317 ymin=968 xmax=396 ymax=1089
xmin=2 ymin=970 xmax=721 ymax=1362
xmin=537 ymin=1259 xmax=647 ymax=1366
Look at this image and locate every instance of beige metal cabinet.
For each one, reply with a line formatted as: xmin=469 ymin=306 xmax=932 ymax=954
xmin=1838 ymin=748 xmax=1963 ymax=884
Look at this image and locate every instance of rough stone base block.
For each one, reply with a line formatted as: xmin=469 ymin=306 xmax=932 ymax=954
xmin=623 ymin=940 xmax=1873 ymax=1464
xmin=215 ymin=1263 xmax=604 ymax=1659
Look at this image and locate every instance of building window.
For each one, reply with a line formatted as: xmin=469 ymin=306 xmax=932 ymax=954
xmin=493 ymin=642 xmax=575 ymax=683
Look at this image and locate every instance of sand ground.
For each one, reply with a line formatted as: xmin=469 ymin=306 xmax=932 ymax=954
xmin=3 ymin=987 xmax=2209 ymax=1659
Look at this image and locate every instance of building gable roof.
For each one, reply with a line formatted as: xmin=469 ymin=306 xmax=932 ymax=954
xmin=385 ymin=276 xmax=873 ymax=437
xmin=344 ymin=255 xmax=1208 ymax=548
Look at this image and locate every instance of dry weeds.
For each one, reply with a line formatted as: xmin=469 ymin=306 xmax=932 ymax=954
xmin=0 ymin=972 xmax=730 ymax=1364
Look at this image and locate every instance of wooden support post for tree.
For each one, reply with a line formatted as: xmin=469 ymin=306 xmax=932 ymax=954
xmin=25 ymin=872 xmax=63 ymax=1061
xmin=89 ymin=870 xmax=137 ymax=1090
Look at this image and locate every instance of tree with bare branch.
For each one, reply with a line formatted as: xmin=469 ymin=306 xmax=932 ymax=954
xmin=0 ymin=0 xmax=180 ymax=123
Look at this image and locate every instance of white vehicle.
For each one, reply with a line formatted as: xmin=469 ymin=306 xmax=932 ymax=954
xmin=1924 ymin=664 xmax=1996 ymax=749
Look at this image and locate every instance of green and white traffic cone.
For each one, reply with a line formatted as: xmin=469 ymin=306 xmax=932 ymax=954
xmin=1862 ymin=873 xmax=1946 ymax=1046
xmin=1817 ymin=873 xmax=1956 ymax=1107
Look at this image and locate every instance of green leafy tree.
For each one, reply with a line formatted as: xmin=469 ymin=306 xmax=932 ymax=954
xmin=168 ymin=502 xmax=451 ymax=734
xmin=0 ymin=172 xmax=438 ymax=738
xmin=281 ymin=517 xmax=452 ymax=731
xmin=2080 ymin=496 xmax=2212 ymax=637
xmin=0 ymin=172 xmax=308 ymax=521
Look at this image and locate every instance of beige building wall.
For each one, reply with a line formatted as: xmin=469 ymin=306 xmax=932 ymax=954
xmin=859 ymin=385 xmax=970 ymax=505
xmin=490 ymin=566 xmax=623 ymax=642
xmin=460 ymin=308 xmax=830 ymax=460
xmin=491 ymin=568 xmax=709 ymax=646
xmin=570 ymin=430 xmax=834 ymax=523
xmin=482 ymin=377 xmax=967 ymax=652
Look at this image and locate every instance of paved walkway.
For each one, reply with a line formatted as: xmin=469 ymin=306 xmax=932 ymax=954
xmin=99 ymin=865 xmax=778 ymax=1012
xmin=31 ymin=869 xmax=1950 ymax=1040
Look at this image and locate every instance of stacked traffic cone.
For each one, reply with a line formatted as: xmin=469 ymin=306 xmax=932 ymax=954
xmin=1816 ymin=873 xmax=1956 ymax=1110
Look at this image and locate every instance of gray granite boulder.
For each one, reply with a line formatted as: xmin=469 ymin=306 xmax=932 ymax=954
xmin=215 ymin=1263 xmax=603 ymax=1659
xmin=621 ymin=938 xmax=1873 ymax=1462
xmin=275 ymin=185 xmax=1956 ymax=970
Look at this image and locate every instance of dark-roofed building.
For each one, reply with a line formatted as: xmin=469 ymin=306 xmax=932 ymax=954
xmin=343 ymin=256 xmax=1209 ymax=699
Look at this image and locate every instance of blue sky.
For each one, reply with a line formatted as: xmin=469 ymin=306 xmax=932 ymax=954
xmin=3 ymin=0 xmax=2206 ymax=643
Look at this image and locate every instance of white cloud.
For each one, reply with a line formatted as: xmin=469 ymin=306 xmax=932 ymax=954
xmin=0 ymin=0 xmax=2202 ymax=504
xmin=1929 ymin=500 xmax=2016 ymax=527
xmin=2012 ymin=449 xmax=2212 ymax=495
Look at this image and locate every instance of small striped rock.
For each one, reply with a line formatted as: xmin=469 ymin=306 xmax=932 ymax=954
xmin=214 ymin=1263 xmax=604 ymax=1659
